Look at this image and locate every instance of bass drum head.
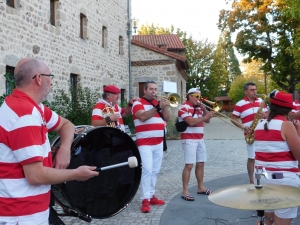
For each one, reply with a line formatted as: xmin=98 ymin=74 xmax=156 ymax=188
xmin=52 ymin=126 xmax=141 ymax=219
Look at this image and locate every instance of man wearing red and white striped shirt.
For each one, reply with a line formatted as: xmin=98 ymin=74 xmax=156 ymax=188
xmin=254 ymin=90 xmax=300 ymax=224
xmin=0 ymin=58 xmax=98 ymax=225
xmin=178 ymin=88 xmax=214 ymax=201
xmin=231 ymin=82 xmax=268 ymax=184
xmin=91 ymin=85 xmax=139 ymax=131
xmin=131 ymin=80 xmax=170 ymax=213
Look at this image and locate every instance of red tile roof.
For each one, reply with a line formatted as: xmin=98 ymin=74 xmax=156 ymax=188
xmin=132 ymin=34 xmax=185 ymax=51
xmin=131 ymin=39 xmax=188 ymax=70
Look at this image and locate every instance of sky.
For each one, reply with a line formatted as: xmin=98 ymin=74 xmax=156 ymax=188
xmin=131 ymin=0 xmax=232 ymax=44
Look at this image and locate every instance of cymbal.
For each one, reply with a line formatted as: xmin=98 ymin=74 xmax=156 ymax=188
xmin=208 ymin=184 xmax=300 ymax=210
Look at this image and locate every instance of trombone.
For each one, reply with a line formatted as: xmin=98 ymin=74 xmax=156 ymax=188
xmin=201 ymin=98 xmax=244 ymax=130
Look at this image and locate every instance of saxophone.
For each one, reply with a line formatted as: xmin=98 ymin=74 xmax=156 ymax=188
xmin=245 ymin=95 xmax=267 ymax=145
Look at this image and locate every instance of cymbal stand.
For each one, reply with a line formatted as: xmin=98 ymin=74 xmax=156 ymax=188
xmin=256 ymin=210 xmax=265 ymax=225
xmin=255 ymin=167 xmax=268 ymax=189
xmin=255 ymin=167 xmax=269 ymax=225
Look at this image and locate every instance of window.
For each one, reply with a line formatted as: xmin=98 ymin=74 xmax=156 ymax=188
xmin=80 ymin=13 xmax=87 ymax=39
xmin=6 ymin=0 xmax=14 ymax=8
xmin=50 ymin=0 xmax=56 ymax=26
xmin=70 ymin=73 xmax=78 ymax=105
xmin=121 ymin=89 xmax=125 ymax=103
xmin=138 ymin=82 xmax=144 ymax=98
xmin=5 ymin=66 xmax=15 ymax=95
xmin=119 ymin=36 xmax=124 ymax=55
xmin=102 ymin=26 xmax=107 ymax=48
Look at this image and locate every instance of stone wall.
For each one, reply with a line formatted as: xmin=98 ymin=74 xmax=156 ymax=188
xmin=0 ymin=0 xmax=130 ymax=100
xmin=131 ymin=45 xmax=187 ymax=100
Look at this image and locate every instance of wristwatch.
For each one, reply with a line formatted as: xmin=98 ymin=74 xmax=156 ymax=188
xmin=155 ymin=104 xmax=161 ymax=112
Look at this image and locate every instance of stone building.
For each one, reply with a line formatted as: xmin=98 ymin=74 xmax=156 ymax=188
xmin=0 ymin=0 xmax=131 ymax=101
xmin=131 ymin=34 xmax=188 ymax=101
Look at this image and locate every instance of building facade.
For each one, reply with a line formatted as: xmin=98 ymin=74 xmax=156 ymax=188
xmin=131 ymin=34 xmax=188 ymax=101
xmin=0 ymin=0 xmax=130 ymax=100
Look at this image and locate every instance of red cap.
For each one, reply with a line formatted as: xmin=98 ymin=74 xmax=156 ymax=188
xmin=104 ymin=85 xmax=121 ymax=94
xmin=270 ymin=91 xmax=295 ymax=109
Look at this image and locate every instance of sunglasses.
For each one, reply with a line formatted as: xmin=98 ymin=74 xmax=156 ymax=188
xmin=190 ymin=94 xmax=201 ymax=99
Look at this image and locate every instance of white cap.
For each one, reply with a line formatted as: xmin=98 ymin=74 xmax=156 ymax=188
xmin=187 ymin=88 xmax=200 ymax=94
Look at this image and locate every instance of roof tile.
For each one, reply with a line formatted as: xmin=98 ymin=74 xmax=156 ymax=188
xmin=132 ymin=34 xmax=185 ymax=51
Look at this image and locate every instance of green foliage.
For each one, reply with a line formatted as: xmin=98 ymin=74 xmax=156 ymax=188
xmin=219 ymin=0 xmax=300 ymax=93
xmin=45 ymin=87 xmax=100 ymax=125
xmin=0 ymin=72 xmax=15 ymax=106
xmin=120 ymin=101 xmax=135 ymax=133
xmin=137 ymin=23 xmax=175 ymax=35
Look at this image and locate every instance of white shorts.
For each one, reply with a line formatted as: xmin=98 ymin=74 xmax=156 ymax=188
xmin=263 ymin=174 xmax=300 ymax=218
xmin=247 ymin=143 xmax=255 ymax=159
xmin=182 ymin=139 xmax=207 ymax=164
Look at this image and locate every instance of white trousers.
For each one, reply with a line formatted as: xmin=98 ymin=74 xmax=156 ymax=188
xmin=138 ymin=142 xmax=163 ymax=200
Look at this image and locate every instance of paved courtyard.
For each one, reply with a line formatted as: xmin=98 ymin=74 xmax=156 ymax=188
xmin=54 ymin=117 xmax=251 ymax=224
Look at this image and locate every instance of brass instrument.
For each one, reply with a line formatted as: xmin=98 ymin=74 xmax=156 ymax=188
xmin=103 ymin=104 xmax=121 ymax=130
xmin=201 ymin=98 xmax=223 ymax=112
xmin=200 ymin=98 xmax=245 ymax=130
xmin=155 ymin=93 xmax=181 ymax=107
xmin=245 ymin=94 xmax=267 ymax=144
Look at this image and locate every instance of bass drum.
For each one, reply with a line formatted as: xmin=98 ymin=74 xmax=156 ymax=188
xmin=51 ymin=126 xmax=141 ymax=221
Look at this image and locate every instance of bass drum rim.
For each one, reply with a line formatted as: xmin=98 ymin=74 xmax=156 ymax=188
xmin=51 ymin=125 xmax=141 ymax=220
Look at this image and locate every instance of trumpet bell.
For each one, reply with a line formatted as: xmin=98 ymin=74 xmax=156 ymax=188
xmin=202 ymin=99 xmax=223 ymax=112
xmin=168 ymin=93 xmax=181 ymax=107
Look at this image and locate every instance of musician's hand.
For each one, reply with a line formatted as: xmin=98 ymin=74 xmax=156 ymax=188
xmin=75 ymin=166 xmax=99 ymax=181
xmin=244 ymin=126 xmax=252 ymax=134
xmin=110 ymin=113 xmax=120 ymax=121
xmin=129 ymin=97 xmax=140 ymax=105
xmin=53 ymin=146 xmax=70 ymax=169
xmin=203 ymin=111 xmax=213 ymax=121
xmin=159 ymin=98 xmax=169 ymax=108
xmin=199 ymin=102 xmax=206 ymax=111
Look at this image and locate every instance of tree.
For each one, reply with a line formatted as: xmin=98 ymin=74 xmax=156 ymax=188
xmin=137 ymin=24 xmax=242 ymax=99
xmin=209 ymin=31 xmax=241 ymax=97
xmin=138 ymin=23 xmax=174 ymax=35
xmin=219 ymin=0 xmax=300 ymax=93
xmin=229 ymin=59 xmax=279 ymax=103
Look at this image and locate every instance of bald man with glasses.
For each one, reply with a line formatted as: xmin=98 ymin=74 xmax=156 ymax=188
xmin=0 ymin=58 xmax=98 ymax=225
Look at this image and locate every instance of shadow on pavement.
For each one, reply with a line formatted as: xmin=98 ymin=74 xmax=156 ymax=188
xmin=161 ymin=173 xmax=300 ymax=225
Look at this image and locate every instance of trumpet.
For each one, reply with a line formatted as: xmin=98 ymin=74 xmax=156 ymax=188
xmin=154 ymin=93 xmax=181 ymax=108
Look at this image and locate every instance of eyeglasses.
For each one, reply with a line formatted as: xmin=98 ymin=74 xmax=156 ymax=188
xmin=190 ymin=94 xmax=201 ymax=99
xmin=32 ymin=74 xmax=54 ymax=80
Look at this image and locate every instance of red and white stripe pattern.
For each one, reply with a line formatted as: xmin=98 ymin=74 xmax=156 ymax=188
xmin=254 ymin=115 xmax=300 ymax=174
xmin=0 ymin=89 xmax=60 ymax=221
xmin=178 ymin=101 xmax=204 ymax=140
xmin=92 ymin=101 xmax=125 ymax=131
xmin=131 ymin=98 xmax=164 ymax=147
xmin=232 ymin=97 xmax=267 ymax=127
xmin=292 ymin=100 xmax=300 ymax=114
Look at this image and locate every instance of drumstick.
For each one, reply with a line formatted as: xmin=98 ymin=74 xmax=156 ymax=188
xmin=94 ymin=156 xmax=138 ymax=172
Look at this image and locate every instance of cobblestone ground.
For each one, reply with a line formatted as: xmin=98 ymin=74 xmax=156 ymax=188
xmin=54 ymin=117 xmax=248 ymax=224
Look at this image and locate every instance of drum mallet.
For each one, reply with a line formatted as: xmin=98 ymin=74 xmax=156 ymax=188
xmin=94 ymin=156 xmax=138 ymax=172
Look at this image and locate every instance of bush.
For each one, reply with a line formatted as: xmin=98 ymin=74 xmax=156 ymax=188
xmin=120 ymin=101 xmax=135 ymax=134
xmin=0 ymin=73 xmax=15 ymax=106
xmin=45 ymin=87 xmax=100 ymax=125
